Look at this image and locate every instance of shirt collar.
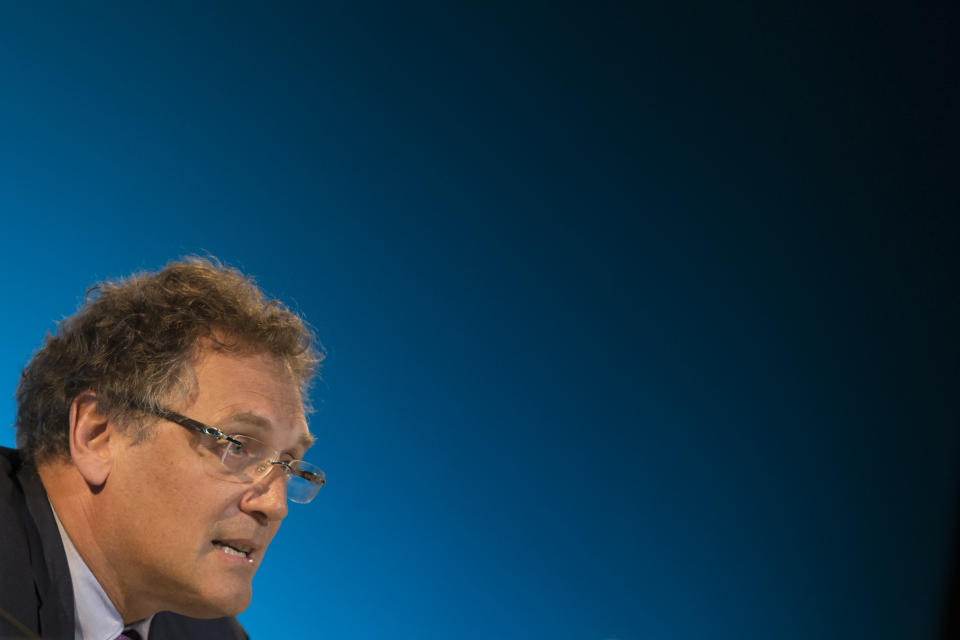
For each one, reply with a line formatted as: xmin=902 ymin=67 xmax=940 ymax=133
xmin=50 ymin=504 xmax=154 ymax=640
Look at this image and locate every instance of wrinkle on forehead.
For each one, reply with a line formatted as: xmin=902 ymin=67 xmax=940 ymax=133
xmin=219 ymin=410 xmax=314 ymax=452
xmin=194 ymin=332 xmax=310 ymax=398
xmin=155 ymin=338 xmax=316 ymax=439
xmin=172 ymin=345 xmax=311 ymax=448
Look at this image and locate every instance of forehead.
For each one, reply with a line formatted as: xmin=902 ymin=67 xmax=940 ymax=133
xmin=181 ymin=348 xmax=311 ymax=449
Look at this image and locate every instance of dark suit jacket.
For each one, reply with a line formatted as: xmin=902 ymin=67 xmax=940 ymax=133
xmin=0 ymin=446 xmax=248 ymax=640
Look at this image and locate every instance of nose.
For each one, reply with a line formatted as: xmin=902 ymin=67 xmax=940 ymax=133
xmin=240 ymin=466 xmax=289 ymax=524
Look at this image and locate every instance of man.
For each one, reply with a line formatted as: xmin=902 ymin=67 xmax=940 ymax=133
xmin=0 ymin=258 xmax=324 ymax=639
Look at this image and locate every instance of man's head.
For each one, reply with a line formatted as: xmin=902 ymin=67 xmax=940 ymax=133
xmin=15 ymin=257 xmax=322 ymax=620
xmin=16 ymin=256 xmax=320 ymax=464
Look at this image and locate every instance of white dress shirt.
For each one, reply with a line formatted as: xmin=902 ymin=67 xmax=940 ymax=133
xmin=50 ymin=505 xmax=154 ymax=640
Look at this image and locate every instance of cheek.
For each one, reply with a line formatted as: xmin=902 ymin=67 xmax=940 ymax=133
xmin=130 ymin=439 xmax=252 ymax=514
xmin=126 ymin=458 xmax=229 ymax=529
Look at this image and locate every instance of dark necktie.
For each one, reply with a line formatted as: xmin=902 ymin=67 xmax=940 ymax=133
xmin=116 ymin=630 xmax=142 ymax=640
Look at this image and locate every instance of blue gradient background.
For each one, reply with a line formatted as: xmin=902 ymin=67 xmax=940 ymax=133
xmin=1 ymin=3 xmax=957 ymax=639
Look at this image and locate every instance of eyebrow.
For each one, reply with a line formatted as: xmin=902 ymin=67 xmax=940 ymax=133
xmin=222 ymin=411 xmax=316 ymax=454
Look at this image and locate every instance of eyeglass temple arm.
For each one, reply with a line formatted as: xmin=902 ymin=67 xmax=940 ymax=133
xmin=152 ymin=408 xmax=244 ymax=447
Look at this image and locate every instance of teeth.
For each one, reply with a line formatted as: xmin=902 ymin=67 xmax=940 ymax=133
xmin=214 ymin=542 xmax=251 ymax=559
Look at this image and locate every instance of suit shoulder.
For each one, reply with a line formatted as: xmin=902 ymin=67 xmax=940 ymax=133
xmin=0 ymin=446 xmax=30 ymax=542
xmin=0 ymin=446 xmax=41 ymax=634
xmin=0 ymin=445 xmax=24 ymax=478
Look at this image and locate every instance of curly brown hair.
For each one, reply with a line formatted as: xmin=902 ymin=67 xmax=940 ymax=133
xmin=15 ymin=257 xmax=322 ymax=464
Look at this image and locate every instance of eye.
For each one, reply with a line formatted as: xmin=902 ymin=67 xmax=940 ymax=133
xmin=223 ymin=438 xmax=253 ymax=458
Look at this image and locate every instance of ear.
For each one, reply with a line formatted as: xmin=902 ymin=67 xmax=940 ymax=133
xmin=68 ymin=392 xmax=118 ymax=487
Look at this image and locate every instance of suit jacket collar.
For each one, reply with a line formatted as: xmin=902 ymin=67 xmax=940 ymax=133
xmin=17 ymin=461 xmax=75 ymax=639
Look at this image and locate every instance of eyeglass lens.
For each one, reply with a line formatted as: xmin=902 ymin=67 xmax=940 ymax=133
xmin=203 ymin=434 xmax=325 ymax=503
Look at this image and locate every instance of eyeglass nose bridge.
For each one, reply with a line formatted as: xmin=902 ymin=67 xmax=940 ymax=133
xmin=255 ymin=460 xmax=324 ymax=502
xmin=252 ymin=459 xmax=291 ymax=478
xmin=244 ymin=461 xmax=293 ymax=507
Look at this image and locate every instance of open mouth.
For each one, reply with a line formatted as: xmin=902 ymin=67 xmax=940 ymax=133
xmin=212 ymin=540 xmax=255 ymax=563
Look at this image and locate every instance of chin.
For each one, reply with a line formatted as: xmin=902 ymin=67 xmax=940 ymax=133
xmin=176 ymin=585 xmax=253 ymax=619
